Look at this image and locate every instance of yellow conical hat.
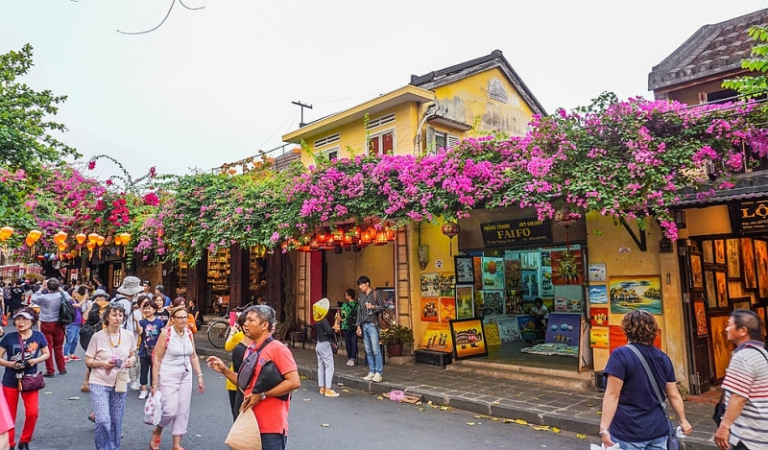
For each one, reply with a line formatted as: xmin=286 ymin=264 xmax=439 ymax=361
xmin=312 ymin=298 xmax=330 ymax=322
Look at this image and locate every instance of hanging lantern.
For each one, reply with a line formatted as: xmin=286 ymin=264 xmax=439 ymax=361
xmin=57 ymin=242 xmax=67 ymax=251
xmin=119 ymin=232 xmax=131 ymax=245
xmin=309 ymin=239 xmax=320 ymax=250
xmin=88 ymin=233 xmax=99 ymax=244
xmin=360 ymin=229 xmax=372 ymax=245
xmin=0 ymin=226 xmax=13 ymax=241
xmin=441 ymin=222 xmax=460 ymax=256
xmin=70 ymin=249 xmax=79 ymax=258
xmin=316 ymin=229 xmax=328 ymax=243
xmin=86 ymin=241 xmax=96 ymax=260
xmin=343 ymin=234 xmax=353 ymax=245
xmin=114 ymin=234 xmax=123 ymax=246
xmin=36 ymin=254 xmax=45 ymax=261
xmin=96 ymin=235 xmax=105 ymax=247
xmin=386 ymin=228 xmax=396 ymax=241
xmin=53 ymin=231 xmax=68 ymax=245
xmin=554 ymin=209 xmax=579 ymax=228
xmin=375 ymin=231 xmax=388 ymax=246
xmin=26 ymin=230 xmax=42 ymax=254
xmin=332 ymin=228 xmax=344 ymax=244
xmin=76 ymin=233 xmax=87 ymax=245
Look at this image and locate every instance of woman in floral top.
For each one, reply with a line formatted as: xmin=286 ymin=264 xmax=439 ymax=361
xmin=135 ymin=299 xmax=165 ymax=400
xmin=341 ymin=289 xmax=359 ymax=366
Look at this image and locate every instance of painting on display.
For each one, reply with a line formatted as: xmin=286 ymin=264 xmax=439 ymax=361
xmin=484 ymin=323 xmax=502 ymax=347
xmin=567 ymin=298 xmax=583 ymax=312
xmin=702 ymin=240 xmax=714 ymax=264
xmin=589 ymin=285 xmax=608 ymax=304
xmin=481 ymin=257 xmax=505 ymax=290
xmin=516 ymin=315 xmax=538 ymax=342
xmin=541 ymin=251 xmax=552 ymax=267
xmin=449 ymin=318 xmax=488 ymax=360
xmin=520 ymin=252 xmax=539 ymax=270
xmin=551 ymin=250 xmax=584 ymax=285
xmin=741 ymin=238 xmax=757 ymax=290
xmin=753 ymin=305 xmax=767 ymax=337
xmin=455 ymin=256 xmax=475 ymax=284
xmin=455 ymin=285 xmax=475 ymax=320
xmin=540 ymin=266 xmax=554 ymax=297
xmin=420 ymin=297 xmax=439 ymax=322
xmin=690 ymin=254 xmax=704 ymax=289
xmin=482 ymin=290 xmax=505 ymax=316
xmin=755 ymin=240 xmax=768 ymax=299
xmin=420 ymin=323 xmax=453 ymax=353
xmin=609 ymin=276 xmax=663 ymax=315
xmin=726 ymin=238 xmax=741 ymax=280
xmin=506 ymin=290 xmax=522 ymax=314
xmin=590 ymin=327 xmax=609 ymax=349
xmin=590 ymin=307 xmax=609 ymax=327
xmin=715 ymin=240 xmax=726 ymax=265
xmin=716 ymin=271 xmax=728 ymax=308
xmin=521 ymin=270 xmax=539 ymax=301
xmin=705 ymin=270 xmax=718 ymax=309
xmin=495 ymin=317 xmax=520 ymax=343
xmin=588 ymin=263 xmax=607 ymax=282
xmin=610 ymin=325 xmax=661 ymax=351
xmin=420 ymin=273 xmax=440 ymax=297
xmin=731 ymin=297 xmax=750 ymax=311
xmin=709 ymin=313 xmax=732 ymax=381
xmin=544 ymin=313 xmax=582 ymax=347
xmin=504 ymin=259 xmax=522 ymax=289
xmin=694 ymin=301 xmax=708 ymax=337
xmin=439 ymin=297 xmax=456 ymax=322
xmin=554 ymin=297 xmax=567 ymax=312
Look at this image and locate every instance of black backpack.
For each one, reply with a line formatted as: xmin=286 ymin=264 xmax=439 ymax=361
xmin=58 ymin=293 xmax=76 ymax=326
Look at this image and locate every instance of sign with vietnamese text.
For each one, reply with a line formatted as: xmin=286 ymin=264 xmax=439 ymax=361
xmin=730 ymin=199 xmax=768 ymax=234
xmin=479 ymin=218 xmax=552 ymax=248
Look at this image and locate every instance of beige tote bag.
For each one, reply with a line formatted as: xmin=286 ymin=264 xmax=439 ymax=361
xmin=225 ymin=407 xmax=262 ymax=450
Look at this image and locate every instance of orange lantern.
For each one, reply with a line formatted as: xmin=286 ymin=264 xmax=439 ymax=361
xmin=27 ymin=230 xmax=42 ymax=243
xmin=120 ymin=232 xmax=131 ymax=245
xmin=86 ymin=241 xmax=96 ymax=260
xmin=25 ymin=236 xmax=35 ymax=248
xmin=114 ymin=234 xmax=123 ymax=246
xmin=96 ymin=235 xmax=105 ymax=247
xmin=57 ymin=242 xmax=67 ymax=251
xmin=53 ymin=231 xmax=68 ymax=245
xmin=332 ymin=228 xmax=344 ymax=244
xmin=360 ymin=229 xmax=372 ymax=245
xmin=70 ymin=249 xmax=79 ymax=258
xmin=386 ymin=229 xmax=396 ymax=241
xmin=88 ymin=233 xmax=99 ymax=244
xmin=375 ymin=231 xmax=388 ymax=246
xmin=76 ymin=233 xmax=86 ymax=245
xmin=0 ymin=226 xmax=13 ymax=241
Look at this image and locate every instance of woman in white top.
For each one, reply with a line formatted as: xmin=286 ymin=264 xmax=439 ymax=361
xmin=150 ymin=306 xmax=204 ymax=450
xmin=85 ymin=304 xmax=136 ymax=450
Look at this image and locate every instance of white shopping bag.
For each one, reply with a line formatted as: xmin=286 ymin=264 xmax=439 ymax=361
xmin=143 ymin=391 xmax=163 ymax=426
xmin=591 ymin=444 xmax=621 ymax=450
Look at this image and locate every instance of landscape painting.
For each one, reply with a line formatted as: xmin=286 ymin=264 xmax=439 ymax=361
xmin=609 ymin=276 xmax=663 ymax=315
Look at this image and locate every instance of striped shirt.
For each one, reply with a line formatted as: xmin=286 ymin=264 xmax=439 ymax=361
xmin=721 ymin=341 xmax=768 ymax=450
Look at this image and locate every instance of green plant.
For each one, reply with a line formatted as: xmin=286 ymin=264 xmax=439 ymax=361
xmin=380 ymin=324 xmax=414 ymax=346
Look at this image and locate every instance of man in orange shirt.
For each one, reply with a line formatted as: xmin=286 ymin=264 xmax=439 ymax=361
xmin=207 ymin=305 xmax=300 ymax=450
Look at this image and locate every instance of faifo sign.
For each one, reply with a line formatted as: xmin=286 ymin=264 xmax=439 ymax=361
xmin=479 ymin=218 xmax=552 ymax=248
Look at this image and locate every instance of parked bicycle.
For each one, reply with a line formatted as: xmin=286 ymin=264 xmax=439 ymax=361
xmin=206 ymin=302 xmax=253 ymax=348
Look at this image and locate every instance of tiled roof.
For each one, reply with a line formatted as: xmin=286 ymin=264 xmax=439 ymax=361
xmin=674 ymin=171 xmax=768 ymax=206
xmin=410 ymin=50 xmax=547 ymax=116
xmin=648 ymin=9 xmax=768 ymax=91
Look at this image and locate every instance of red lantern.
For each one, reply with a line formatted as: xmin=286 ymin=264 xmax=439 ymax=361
xmin=360 ymin=229 xmax=372 ymax=244
xmin=375 ymin=231 xmax=388 ymax=246
xmin=441 ymin=223 xmax=460 ymax=239
xmin=332 ymin=228 xmax=344 ymax=244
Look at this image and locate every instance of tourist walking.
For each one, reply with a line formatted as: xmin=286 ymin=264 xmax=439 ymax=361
xmin=599 ymin=310 xmax=691 ymax=449
xmin=135 ymin=299 xmax=164 ymax=400
xmin=85 ymin=303 xmax=137 ymax=450
xmin=150 ymin=306 xmax=204 ymax=450
xmin=0 ymin=308 xmax=50 ymax=450
xmin=64 ymin=289 xmax=84 ymax=362
xmin=30 ymin=279 xmax=69 ymax=377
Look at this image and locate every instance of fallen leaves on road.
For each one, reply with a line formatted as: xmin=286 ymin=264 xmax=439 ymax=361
xmin=321 ymin=424 xmax=329 ymax=427
xmin=474 ymin=414 xmax=491 ymax=419
xmin=300 ymin=375 xmax=308 ymax=380
xmin=303 ymin=399 xmax=311 ymax=401
xmin=466 ymin=422 xmax=475 ymax=426
xmin=68 ymin=396 xmax=80 ymax=400
xmin=576 ymin=434 xmax=587 ymax=439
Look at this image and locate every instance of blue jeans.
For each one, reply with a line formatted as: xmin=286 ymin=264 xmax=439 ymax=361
xmin=613 ymin=435 xmax=667 ymax=450
xmin=261 ymin=433 xmax=287 ymax=450
xmin=64 ymin=323 xmax=81 ymax=356
xmin=362 ymin=323 xmax=382 ymax=374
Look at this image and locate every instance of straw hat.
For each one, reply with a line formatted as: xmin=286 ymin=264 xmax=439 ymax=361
xmin=116 ymin=276 xmax=143 ymax=296
xmin=312 ymin=298 xmax=330 ymax=322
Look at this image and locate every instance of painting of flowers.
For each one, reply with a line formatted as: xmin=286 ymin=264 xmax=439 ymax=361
xmin=551 ymin=249 xmax=583 ymax=285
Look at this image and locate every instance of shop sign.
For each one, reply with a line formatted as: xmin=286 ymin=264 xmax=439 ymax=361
xmin=730 ymin=199 xmax=768 ymax=233
xmin=479 ymin=218 xmax=552 ymax=248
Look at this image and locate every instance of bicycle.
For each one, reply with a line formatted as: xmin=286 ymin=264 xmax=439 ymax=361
xmin=207 ymin=302 xmax=254 ymax=348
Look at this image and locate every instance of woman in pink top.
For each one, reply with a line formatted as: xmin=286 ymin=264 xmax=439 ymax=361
xmin=0 ymin=388 xmax=13 ymax=450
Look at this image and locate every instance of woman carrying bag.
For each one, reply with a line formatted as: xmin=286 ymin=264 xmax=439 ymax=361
xmin=0 ymin=308 xmax=50 ymax=450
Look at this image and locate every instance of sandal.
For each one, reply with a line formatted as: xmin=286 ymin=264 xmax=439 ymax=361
xmin=149 ymin=434 xmax=161 ymax=450
xmin=319 ymin=387 xmax=326 ymax=395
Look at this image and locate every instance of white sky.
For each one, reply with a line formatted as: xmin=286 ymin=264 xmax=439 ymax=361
xmin=2 ymin=0 xmax=766 ymax=179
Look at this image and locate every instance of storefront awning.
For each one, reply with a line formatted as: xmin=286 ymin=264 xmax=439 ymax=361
xmin=674 ymin=172 xmax=768 ymax=208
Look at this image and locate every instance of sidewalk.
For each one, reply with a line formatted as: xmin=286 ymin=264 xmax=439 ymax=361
xmin=194 ymin=332 xmax=718 ymax=449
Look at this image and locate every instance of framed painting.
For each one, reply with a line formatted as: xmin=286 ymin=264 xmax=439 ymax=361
xmin=714 ymin=239 xmax=726 ymax=265
xmin=541 ymin=251 xmax=552 ymax=267
xmin=590 ymin=327 xmax=609 ymax=349
xmin=420 ymin=323 xmax=453 ymax=353
xmin=588 ymin=263 xmax=607 ymax=282
xmin=484 ymin=322 xmax=502 ymax=347
xmin=481 ymin=257 xmax=505 ymax=290
xmin=520 ymin=252 xmax=539 ymax=270
xmin=589 ymin=307 xmax=609 ymax=326
xmin=454 ymin=256 xmax=475 ymax=284
xmin=702 ymin=240 xmax=714 ymax=264
xmin=694 ymin=301 xmax=708 ymax=337
xmin=690 ymin=254 xmax=704 ymax=289
xmin=438 ymin=297 xmax=456 ymax=322
xmin=481 ymin=290 xmax=505 ymax=316
xmin=420 ymin=297 xmax=439 ymax=322
xmin=521 ymin=269 xmax=539 ymax=301
xmin=472 ymin=257 xmax=483 ymax=291
xmin=709 ymin=313 xmax=732 ymax=381
xmin=551 ymin=249 xmax=584 ymax=285
xmin=726 ymin=238 xmax=741 ymax=280
xmin=495 ymin=317 xmax=520 ymax=343
xmin=752 ymin=304 xmax=767 ymax=337
xmin=455 ymin=285 xmax=475 ymax=320
xmin=540 ymin=266 xmax=554 ymax=297
xmin=588 ymin=284 xmax=608 ymax=304
xmin=741 ymin=237 xmax=757 ymax=290
xmin=716 ymin=271 xmax=728 ymax=308
xmin=420 ymin=273 xmax=440 ymax=297
xmin=436 ymin=273 xmax=456 ymax=297
xmin=755 ymin=240 xmax=768 ymax=299
xmin=609 ymin=276 xmax=662 ymax=315
xmin=730 ymin=297 xmax=751 ymax=311
xmin=705 ymin=270 xmax=717 ymax=309
xmin=449 ymin=318 xmax=488 ymax=360
xmin=504 ymin=259 xmax=522 ymax=290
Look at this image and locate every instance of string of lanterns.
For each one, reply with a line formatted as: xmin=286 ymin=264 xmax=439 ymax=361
xmin=0 ymin=227 xmax=131 ymax=262
xmin=284 ymin=223 xmax=398 ymax=254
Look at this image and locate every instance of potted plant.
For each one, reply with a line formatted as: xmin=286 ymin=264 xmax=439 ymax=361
xmin=379 ymin=324 xmax=414 ymax=356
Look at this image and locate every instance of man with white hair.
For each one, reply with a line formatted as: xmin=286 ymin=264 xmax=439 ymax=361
xmin=112 ymin=276 xmax=143 ymax=390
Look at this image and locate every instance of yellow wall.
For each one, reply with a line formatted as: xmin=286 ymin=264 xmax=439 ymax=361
xmin=431 ymin=66 xmax=534 ymax=136
xmin=324 ymin=244 xmax=395 ymax=305
xmin=586 ymin=212 xmax=689 ymax=385
xmin=680 ymin=205 xmax=732 ymax=237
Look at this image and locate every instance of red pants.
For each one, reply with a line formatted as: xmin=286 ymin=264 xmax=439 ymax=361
xmin=40 ymin=322 xmax=66 ymax=374
xmin=2 ymin=385 xmax=39 ymax=446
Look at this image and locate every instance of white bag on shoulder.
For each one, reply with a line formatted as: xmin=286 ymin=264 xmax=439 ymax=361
xmin=143 ymin=391 xmax=162 ymax=426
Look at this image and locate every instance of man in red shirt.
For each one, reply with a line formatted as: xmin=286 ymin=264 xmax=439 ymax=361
xmin=207 ymin=305 xmax=300 ymax=450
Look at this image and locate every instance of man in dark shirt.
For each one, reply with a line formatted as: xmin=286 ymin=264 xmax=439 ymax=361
xmin=355 ymin=275 xmax=383 ymax=383
xmin=8 ymin=279 xmax=25 ymax=314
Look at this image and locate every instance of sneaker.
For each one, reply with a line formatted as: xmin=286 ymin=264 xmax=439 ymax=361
xmin=59 ymin=370 xmax=67 ymax=375
xmin=130 ymin=381 xmax=141 ymax=391
xmin=138 ymin=390 xmax=148 ymax=400
xmin=363 ymin=372 xmax=375 ymax=381
xmin=346 ymin=360 xmax=355 ymax=366
xmin=69 ymin=355 xmax=81 ymax=362
xmin=324 ymin=389 xmax=340 ymax=397
xmin=63 ymin=356 xmax=70 ymax=362
xmin=43 ymin=373 xmax=54 ymax=378
xmin=88 ymin=413 xmax=95 ymax=423
xmin=372 ymin=373 xmax=382 ymax=383
xmin=18 ymin=443 xmax=29 ymax=450
xmin=319 ymin=387 xmax=326 ymax=395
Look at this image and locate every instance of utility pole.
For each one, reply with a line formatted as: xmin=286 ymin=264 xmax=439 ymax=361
xmin=292 ymin=101 xmax=313 ymax=127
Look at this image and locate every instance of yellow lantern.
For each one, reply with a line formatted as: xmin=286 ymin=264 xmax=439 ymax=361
xmin=27 ymin=230 xmax=42 ymax=243
xmin=86 ymin=241 xmax=96 ymax=260
xmin=96 ymin=235 xmax=105 ymax=247
xmin=76 ymin=233 xmax=86 ymax=245
xmin=114 ymin=234 xmax=123 ymax=246
xmin=0 ymin=226 xmax=13 ymax=242
xmin=88 ymin=233 xmax=99 ymax=244
xmin=57 ymin=242 xmax=67 ymax=251
xmin=120 ymin=232 xmax=131 ymax=245
xmin=53 ymin=231 xmax=67 ymax=245
xmin=70 ymin=249 xmax=79 ymax=258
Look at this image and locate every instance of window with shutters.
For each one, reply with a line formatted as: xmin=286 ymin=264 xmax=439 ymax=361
xmin=323 ymin=147 xmax=340 ymax=161
xmin=433 ymin=131 xmax=460 ymax=152
xmin=367 ymin=129 xmax=395 ymax=156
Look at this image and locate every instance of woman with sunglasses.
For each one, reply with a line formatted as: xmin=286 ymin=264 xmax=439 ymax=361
xmin=150 ymin=306 xmax=204 ymax=450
